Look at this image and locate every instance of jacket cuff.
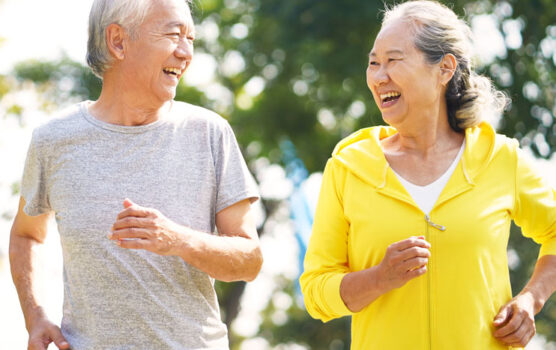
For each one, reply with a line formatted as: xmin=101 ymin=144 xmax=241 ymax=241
xmin=539 ymin=237 xmax=556 ymax=258
xmin=323 ymin=273 xmax=354 ymax=317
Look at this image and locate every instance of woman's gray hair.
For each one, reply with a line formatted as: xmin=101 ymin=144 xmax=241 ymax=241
xmin=87 ymin=0 xmax=154 ymax=78
xmin=382 ymin=1 xmax=509 ymax=131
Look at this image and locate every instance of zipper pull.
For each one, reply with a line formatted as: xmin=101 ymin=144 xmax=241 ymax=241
xmin=425 ymin=215 xmax=446 ymax=231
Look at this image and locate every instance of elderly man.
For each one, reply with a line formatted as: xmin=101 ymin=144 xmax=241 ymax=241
xmin=9 ymin=0 xmax=262 ymax=349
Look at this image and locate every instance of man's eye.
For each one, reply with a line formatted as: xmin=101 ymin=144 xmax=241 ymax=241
xmin=369 ymin=61 xmax=379 ymax=66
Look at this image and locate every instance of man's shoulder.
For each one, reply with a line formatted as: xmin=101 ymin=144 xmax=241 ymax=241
xmin=31 ymin=102 xmax=88 ymax=145
xmin=171 ymin=101 xmax=230 ymax=131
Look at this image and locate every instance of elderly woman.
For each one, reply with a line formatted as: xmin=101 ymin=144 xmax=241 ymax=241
xmin=300 ymin=1 xmax=556 ymax=349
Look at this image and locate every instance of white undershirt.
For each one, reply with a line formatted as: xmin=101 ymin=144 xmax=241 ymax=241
xmin=391 ymin=140 xmax=465 ymax=215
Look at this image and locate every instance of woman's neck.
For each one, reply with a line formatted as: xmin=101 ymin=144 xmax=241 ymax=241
xmin=382 ymin=108 xmax=463 ymax=159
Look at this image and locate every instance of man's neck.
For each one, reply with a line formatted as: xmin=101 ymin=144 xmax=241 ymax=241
xmin=88 ymin=75 xmax=170 ymax=126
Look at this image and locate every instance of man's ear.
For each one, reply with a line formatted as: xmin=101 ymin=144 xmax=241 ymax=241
xmin=439 ymin=53 xmax=457 ymax=86
xmin=105 ymin=23 xmax=127 ymax=60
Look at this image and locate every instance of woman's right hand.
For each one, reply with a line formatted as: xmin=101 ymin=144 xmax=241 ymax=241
xmin=340 ymin=236 xmax=431 ymax=312
xmin=376 ymin=236 xmax=431 ymax=291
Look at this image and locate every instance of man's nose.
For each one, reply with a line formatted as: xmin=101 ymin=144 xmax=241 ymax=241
xmin=175 ymin=39 xmax=193 ymax=60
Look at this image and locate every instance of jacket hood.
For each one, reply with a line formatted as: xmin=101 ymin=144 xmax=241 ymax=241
xmin=332 ymin=121 xmax=498 ymax=188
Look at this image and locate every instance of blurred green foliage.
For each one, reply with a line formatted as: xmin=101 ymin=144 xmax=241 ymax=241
xmin=6 ymin=0 xmax=555 ymax=348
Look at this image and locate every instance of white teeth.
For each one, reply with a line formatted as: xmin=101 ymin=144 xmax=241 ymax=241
xmin=164 ymin=67 xmax=181 ymax=75
xmin=379 ymin=91 xmax=401 ymax=100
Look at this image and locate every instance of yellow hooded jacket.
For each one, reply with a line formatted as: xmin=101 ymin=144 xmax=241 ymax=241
xmin=300 ymin=122 xmax=556 ymax=349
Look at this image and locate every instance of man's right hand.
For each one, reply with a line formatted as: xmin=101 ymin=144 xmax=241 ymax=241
xmin=28 ymin=317 xmax=70 ymax=350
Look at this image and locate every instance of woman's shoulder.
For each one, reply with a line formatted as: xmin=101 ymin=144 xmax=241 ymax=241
xmin=332 ymin=125 xmax=395 ymax=158
xmin=327 ymin=126 xmax=395 ymax=187
xmin=463 ymin=121 xmax=524 ymax=180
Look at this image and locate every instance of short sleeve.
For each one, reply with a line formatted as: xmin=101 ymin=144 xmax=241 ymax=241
xmin=21 ymin=129 xmax=51 ymax=216
xmin=512 ymin=146 xmax=556 ymax=258
xmin=214 ymin=121 xmax=259 ymax=213
xmin=299 ymin=158 xmax=354 ymax=322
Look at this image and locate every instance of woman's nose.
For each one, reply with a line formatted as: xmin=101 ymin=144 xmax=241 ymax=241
xmin=372 ymin=65 xmax=389 ymax=85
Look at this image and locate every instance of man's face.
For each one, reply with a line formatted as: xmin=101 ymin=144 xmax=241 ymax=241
xmin=121 ymin=0 xmax=195 ymax=105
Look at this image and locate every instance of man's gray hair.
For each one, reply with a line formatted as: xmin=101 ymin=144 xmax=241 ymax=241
xmin=86 ymin=0 xmax=154 ymax=79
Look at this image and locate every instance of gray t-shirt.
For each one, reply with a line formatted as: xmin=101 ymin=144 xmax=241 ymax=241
xmin=21 ymin=101 xmax=259 ymax=349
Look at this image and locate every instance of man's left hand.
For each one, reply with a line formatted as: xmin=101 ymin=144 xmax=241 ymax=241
xmin=493 ymin=292 xmax=536 ymax=348
xmin=109 ymin=199 xmax=186 ymax=255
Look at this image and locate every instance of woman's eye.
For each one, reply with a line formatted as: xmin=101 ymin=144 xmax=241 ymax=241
xmin=369 ymin=61 xmax=379 ymax=66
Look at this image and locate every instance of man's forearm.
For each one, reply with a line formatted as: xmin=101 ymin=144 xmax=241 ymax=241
xmin=9 ymin=232 xmax=48 ymax=330
xmin=110 ymin=199 xmax=263 ymax=282
xmin=176 ymin=226 xmax=263 ymax=282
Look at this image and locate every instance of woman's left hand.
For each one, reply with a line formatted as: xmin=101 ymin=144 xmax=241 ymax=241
xmin=493 ymin=292 xmax=536 ymax=347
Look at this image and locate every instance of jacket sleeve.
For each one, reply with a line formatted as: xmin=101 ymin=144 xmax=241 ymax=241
xmin=512 ymin=146 xmax=556 ymax=258
xmin=299 ymin=158 xmax=354 ymax=322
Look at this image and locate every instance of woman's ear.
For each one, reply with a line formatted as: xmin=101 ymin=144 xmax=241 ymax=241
xmin=439 ymin=53 xmax=457 ymax=86
xmin=105 ymin=23 xmax=126 ymax=61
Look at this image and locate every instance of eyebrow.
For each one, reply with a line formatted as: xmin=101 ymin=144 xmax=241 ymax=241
xmin=163 ymin=21 xmax=195 ymax=34
xmin=163 ymin=21 xmax=184 ymax=30
xmin=369 ymin=49 xmax=405 ymax=57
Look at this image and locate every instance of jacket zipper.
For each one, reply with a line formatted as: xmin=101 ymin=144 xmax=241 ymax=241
xmin=425 ymin=215 xmax=445 ymax=350
xmin=425 ymin=215 xmax=446 ymax=231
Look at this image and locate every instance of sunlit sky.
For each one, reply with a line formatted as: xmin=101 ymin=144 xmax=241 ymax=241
xmin=0 ymin=0 xmax=92 ymax=73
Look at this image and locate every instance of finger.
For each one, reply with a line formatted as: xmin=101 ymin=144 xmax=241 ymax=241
xmin=494 ymin=310 xmax=524 ymax=338
xmin=110 ymin=228 xmax=150 ymax=240
xmin=116 ymin=238 xmax=150 ymax=250
xmin=123 ymin=198 xmax=134 ymax=209
xmin=49 ymin=327 xmax=70 ymax=349
xmin=401 ymin=256 xmax=429 ymax=272
xmin=28 ymin=339 xmax=47 ymax=350
xmin=498 ymin=321 xmax=529 ymax=346
xmin=112 ymin=216 xmax=152 ymax=230
xmin=405 ymin=264 xmax=427 ymax=280
xmin=116 ymin=206 xmax=152 ymax=220
xmin=399 ymin=246 xmax=431 ymax=260
xmin=387 ymin=246 xmax=430 ymax=266
xmin=57 ymin=341 xmax=71 ymax=350
xmin=509 ymin=328 xmax=535 ymax=348
xmin=504 ymin=323 xmax=528 ymax=344
xmin=493 ymin=305 xmax=511 ymax=327
xmin=390 ymin=236 xmax=431 ymax=251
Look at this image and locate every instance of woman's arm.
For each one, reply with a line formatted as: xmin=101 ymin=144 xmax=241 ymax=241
xmin=340 ymin=236 xmax=430 ymax=312
xmin=493 ymin=255 xmax=556 ymax=347
xmin=494 ymin=145 xmax=556 ymax=347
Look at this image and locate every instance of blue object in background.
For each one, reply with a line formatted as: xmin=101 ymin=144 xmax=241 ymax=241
xmin=281 ymin=140 xmax=316 ymax=292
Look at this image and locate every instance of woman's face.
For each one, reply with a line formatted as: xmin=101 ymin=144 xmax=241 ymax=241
xmin=366 ymin=19 xmax=445 ymax=128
